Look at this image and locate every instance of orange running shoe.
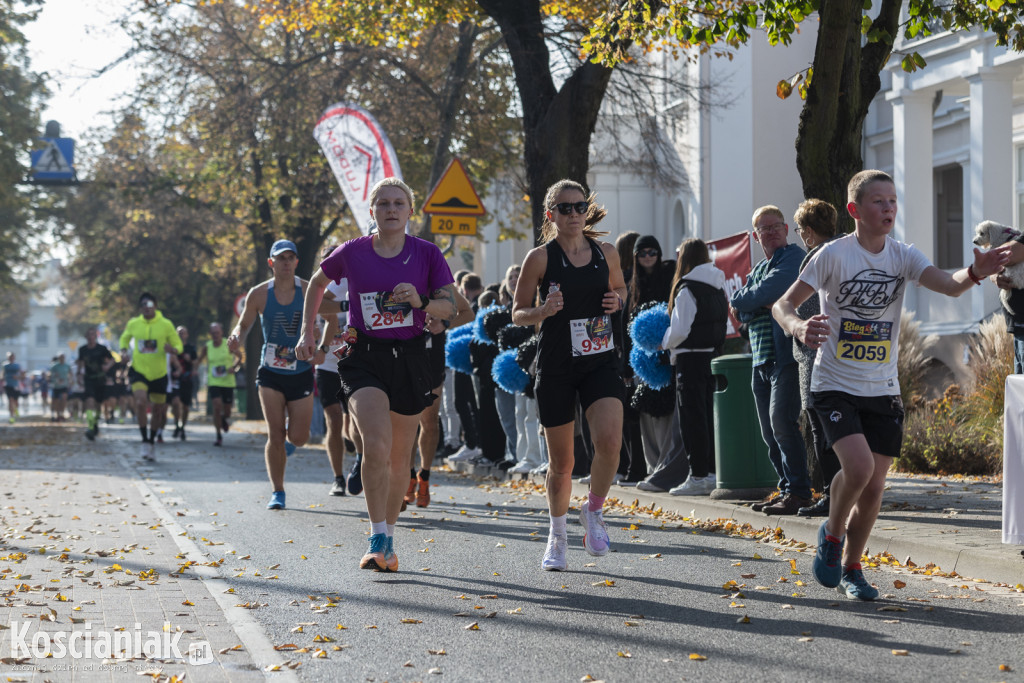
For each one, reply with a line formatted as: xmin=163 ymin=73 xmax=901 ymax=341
xmin=383 ymin=537 xmax=398 ymax=572
xmin=415 ymin=476 xmax=430 ymax=508
xmin=359 ymin=533 xmax=389 ymax=571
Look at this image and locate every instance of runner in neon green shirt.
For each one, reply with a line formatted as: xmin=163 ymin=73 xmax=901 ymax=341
xmin=119 ymin=292 xmax=183 ymax=461
xmin=197 ymin=322 xmax=241 ymax=446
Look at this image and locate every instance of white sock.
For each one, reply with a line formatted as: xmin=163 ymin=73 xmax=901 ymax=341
xmin=550 ymin=514 xmax=567 ymax=537
xmin=386 ymin=523 xmax=396 ymax=538
xmin=370 ymin=520 xmax=387 ymax=536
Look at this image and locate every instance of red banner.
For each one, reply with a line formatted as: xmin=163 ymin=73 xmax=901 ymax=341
xmin=708 ymin=232 xmax=752 ymax=338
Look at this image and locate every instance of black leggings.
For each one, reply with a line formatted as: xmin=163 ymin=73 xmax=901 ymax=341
xmin=675 ymin=352 xmax=715 ymax=478
xmin=805 ymin=406 xmax=841 ymax=495
xmin=453 ymin=372 xmax=479 ymax=449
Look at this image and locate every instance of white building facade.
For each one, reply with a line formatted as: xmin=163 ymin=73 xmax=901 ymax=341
xmin=469 ymin=20 xmax=1020 ymax=381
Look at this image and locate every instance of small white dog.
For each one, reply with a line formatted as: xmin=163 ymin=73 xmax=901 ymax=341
xmin=972 ymin=220 xmax=1024 ymax=316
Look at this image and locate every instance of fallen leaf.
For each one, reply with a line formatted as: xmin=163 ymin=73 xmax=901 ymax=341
xmin=401 ymin=619 xmax=423 ymax=624
xmin=618 ymin=650 xmax=632 ymax=658
xmin=798 ymin=637 xmax=814 ymax=642
xmin=465 ymin=622 xmax=480 ymax=630
xmin=427 ymin=649 xmax=447 ymax=656
xmin=688 ymin=653 xmax=706 ymax=661
xmin=892 ymin=649 xmax=910 ymax=656
xmin=894 ymin=580 xmax=907 ymax=589
xmin=736 ymin=615 xmax=751 ymax=624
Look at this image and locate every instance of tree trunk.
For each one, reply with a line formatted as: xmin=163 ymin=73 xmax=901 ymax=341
xmin=795 ymin=0 xmax=902 ymax=232
xmin=419 ymin=20 xmax=481 ymax=243
xmin=477 ymin=0 xmax=615 ymax=245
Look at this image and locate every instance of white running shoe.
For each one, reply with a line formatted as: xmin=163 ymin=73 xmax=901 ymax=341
xmin=579 ymin=501 xmax=610 ymax=557
xmin=509 ymin=460 xmax=534 ymax=474
xmin=541 ymin=533 xmax=568 ymax=571
xmin=578 ymin=474 xmax=592 ymax=484
xmin=612 ymin=472 xmax=624 ymax=484
xmin=140 ymin=441 xmax=155 ymax=462
xmin=447 ymin=446 xmax=481 ymax=463
xmin=530 ymin=463 xmax=549 ymax=475
xmin=636 ymin=480 xmax=666 ymax=493
xmin=669 ymin=474 xmax=716 ymax=496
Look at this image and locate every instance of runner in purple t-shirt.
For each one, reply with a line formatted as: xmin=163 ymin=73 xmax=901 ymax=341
xmin=296 ymin=177 xmax=456 ymax=573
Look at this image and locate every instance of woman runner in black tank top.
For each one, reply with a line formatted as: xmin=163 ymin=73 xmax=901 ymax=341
xmin=512 ymin=179 xmax=627 ymax=572
xmin=537 ymin=238 xmax=619 ymax=373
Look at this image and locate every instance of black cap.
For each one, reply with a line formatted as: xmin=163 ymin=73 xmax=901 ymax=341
xmin=634 ymin=235 xmax=662 ymax=255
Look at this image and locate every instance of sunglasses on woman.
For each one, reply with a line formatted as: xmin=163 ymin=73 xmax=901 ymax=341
xmin=636 ymin=249 xmax=659 ymax=258
xmin=554 ymin=201 xmax=589 ymax=215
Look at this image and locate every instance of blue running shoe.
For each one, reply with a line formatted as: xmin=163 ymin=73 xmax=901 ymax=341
xmin=838 ymin=566 xmax=879 ymax=601
xmin=347 ymin=455 xmax=363 ymax=496
xmin=284 ymin=441 xmax=296 ymax=457
xmin=267 ymin=490 xmax=286 ymax=510
xmin=360 ymin=533 xmax=389 ymax=571
xmin=812 ymin=521 xmax=843 ymax=588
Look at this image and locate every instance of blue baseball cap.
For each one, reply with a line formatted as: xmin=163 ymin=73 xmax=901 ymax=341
xmin=269 ymin=239 xmax=297 ymax=258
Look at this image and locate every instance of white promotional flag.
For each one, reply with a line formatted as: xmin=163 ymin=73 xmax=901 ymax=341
xmin=314 ymin=103 xmax=402 ymax=235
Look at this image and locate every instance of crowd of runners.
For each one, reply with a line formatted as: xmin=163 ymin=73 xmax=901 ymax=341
xmin=2 ymin=172 xmax=1013 ymax=600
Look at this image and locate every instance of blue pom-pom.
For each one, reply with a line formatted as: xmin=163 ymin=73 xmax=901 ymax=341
xmin=473 ymin=305 xmax=501 ymax=345
xmin=448 ymin=324 xmax=474 ymax=340
xmin=630 ymin=345 xmax=671 ymax=389
xmin=445 ymin=333 xmax=473 ymax=374
xmin=492 ymin=349 xmax=529 ymax=394
xmin=629 ymin=302 xmax=669 ymax=354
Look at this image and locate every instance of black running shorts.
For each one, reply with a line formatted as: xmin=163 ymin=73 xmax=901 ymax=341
xmin=811 ymin=390 xmax=905 ymax=459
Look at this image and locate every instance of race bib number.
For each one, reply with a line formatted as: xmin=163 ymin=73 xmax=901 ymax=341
xmin=836 ymin=318 xmax=891 ymax=364
xmin=212 ymin=365 xmax=228 ymax=378
xmin=138 ymin=339 xmax=158 ymax=354
xmin=570 ymin=315 xmax=614 ymax=357
xmin=264 ymin=343 xmax=298 ymax=371
xmin=360 ymin=292 xmax=413 ymax=331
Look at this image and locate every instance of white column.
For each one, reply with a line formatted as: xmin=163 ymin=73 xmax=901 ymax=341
xmin=891 ymin=90 xmax=934 ymax=254
xmin=967 ymin=67 xmax=1016 ymax=228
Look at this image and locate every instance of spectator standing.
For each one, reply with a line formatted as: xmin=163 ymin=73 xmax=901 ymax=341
xmin=992 ymin=233 xmax=1024 ymax=373
xmin=626 ymin=235 xmax=678 ymax=485
xmin=646 ymin=238 xmax=728 ymax=495
xmin=791 ymin=200 xmax=842 ymax=517
xmin=730 ymin=206 xmax=812 ymax=515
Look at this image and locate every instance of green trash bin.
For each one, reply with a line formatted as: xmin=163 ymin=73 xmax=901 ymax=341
xmin=712 ymin=354 xmax=777 ymax=493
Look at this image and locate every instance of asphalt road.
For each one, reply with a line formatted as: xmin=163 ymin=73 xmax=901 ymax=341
xmin=4 ymin=418 xmax=1024 ymax=682
xmin=124 ymin=421 xmax=1024 ymax=683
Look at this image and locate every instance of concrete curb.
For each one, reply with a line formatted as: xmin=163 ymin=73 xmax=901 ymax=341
xmin=446 ymin=458 xmax=1024 ymax=586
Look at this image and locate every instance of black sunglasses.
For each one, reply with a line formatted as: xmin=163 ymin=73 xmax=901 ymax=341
xmin=554 ymin=201 xmax=589 ymax=215
xmin=636 ymin=249 xmax=659 ymax=258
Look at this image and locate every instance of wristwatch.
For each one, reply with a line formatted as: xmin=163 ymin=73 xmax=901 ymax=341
xmin=417 ymin=293 xmax=429 ymax=310
xmin=318 ymin=343 xmax=330 ymax=353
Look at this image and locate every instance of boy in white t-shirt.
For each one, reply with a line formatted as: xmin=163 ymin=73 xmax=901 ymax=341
xmin=773 ymin=170 xmax=1009 ymax=600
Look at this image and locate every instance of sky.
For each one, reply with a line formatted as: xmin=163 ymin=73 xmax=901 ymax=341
xmin=21 ymin=0 xmax=138 ymax=142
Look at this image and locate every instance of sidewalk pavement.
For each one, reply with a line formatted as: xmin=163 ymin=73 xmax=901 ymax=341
xmin=0 ymin=417 xmax=274 ymax=682
xmin=449 ymin=459 xmax=1024 ymax=587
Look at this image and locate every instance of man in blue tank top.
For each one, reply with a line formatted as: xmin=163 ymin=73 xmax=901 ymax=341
xmin=229 ymin=239 xmax=327 ymax=510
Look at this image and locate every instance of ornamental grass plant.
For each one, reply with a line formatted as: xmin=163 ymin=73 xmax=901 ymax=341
xmin=896 ymin=314 xmax=1012 ymax=475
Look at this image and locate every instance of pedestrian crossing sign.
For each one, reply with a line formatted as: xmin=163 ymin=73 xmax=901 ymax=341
xmin=30 ymin=137 xmax=75 ymax=183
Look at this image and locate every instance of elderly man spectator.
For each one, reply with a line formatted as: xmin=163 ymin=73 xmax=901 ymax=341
xmin=730 ymin=205 xmax=812 ymax=514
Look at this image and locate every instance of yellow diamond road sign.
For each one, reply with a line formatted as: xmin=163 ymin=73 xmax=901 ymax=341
xmin=421 ymin=158 xmax=485 ymax=216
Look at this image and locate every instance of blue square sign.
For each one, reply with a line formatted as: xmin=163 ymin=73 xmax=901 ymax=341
xmin=30 ymin=137 xmax=75 ymax=182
